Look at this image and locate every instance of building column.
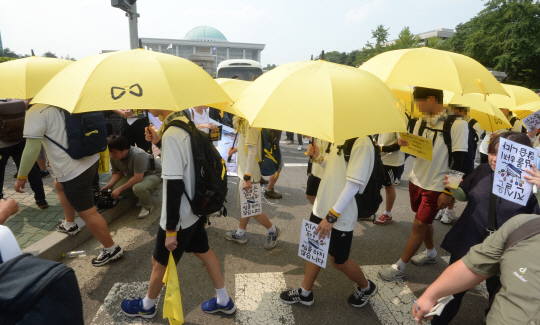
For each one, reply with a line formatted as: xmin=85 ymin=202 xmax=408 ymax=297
xmin=193 ymin=46 xmax=196 ymax=54
xmin=175 ymin=45 xmax=179 ymax=56
xmin=243 ymin=49 xmax=246 ymax=59
xmin=158 ymin=45 xmax=162 ymax=52
xmin=258 ymin=50 xmax=261 ymax=63
xmin=226 ymin=48 xmax=229 ymax=60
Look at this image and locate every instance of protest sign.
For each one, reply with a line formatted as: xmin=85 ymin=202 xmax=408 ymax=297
xmin=399 ymin=133 xmax=433 ymax=161
xmin=298 ymin=219 xmax=330 ymax=268
xmin=521 ymin=111 xmax=540 ymax=131
xmin=492 ymin=137 xmax=537 ymax=206
xmin=211 ymin=119 xmax=237 ymax=176
xmin=210 ymin=125 xmax=223 ymax=141
xmin=240 ymin=183 xmax=262 ymax=218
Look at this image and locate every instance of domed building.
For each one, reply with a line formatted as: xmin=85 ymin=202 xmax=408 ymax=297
xmin=140 ymin=26 xmax=265 ymax=75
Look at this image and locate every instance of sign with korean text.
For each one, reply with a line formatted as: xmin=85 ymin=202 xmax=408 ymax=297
xmin=492 ymin=138 xmax=536 ymax=206
xmin=521 ymin=111 xmax=540 ymax=132
xmin=399 ymin=133 xmax=433 ymax=161
xmin=298 ymin=219 xmax=330 ymax=268
xmin=210 ymin=125 xmax=223 ymax=142
xmin=240 ymin=183 xmax=262 ymax=218
xmin=213 ymin=120 xmax=237 ymax=176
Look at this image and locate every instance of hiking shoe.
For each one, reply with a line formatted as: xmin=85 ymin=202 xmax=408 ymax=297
xmin=280 ymin=286 xmax=314 ymax=306
xmin=121 ymin=298 xmax=156 ymax=318
xmin=378 ymin=264 xmax=405 ymax=281
xmin=39 ymin=170 xmax=51 ymax=179
xmin=259 ymin=177 xmax=269 ymax=185
xmin=138 ymin=205 xmax=154 ymax=219
xmin=224 ymin=231 xmax=248 ymax=244
xmin=56 ymin=221 xmax=81 ymax=236
xmin=92 ymin=246 xmax=124 ymax=267
xmin=264 ymin=189 xmax=283 ymax=199
xmin=440 ymin=209 xmax=456 ymax=224
xmin=374 ymin=213 xmax=392 ymax=225
xmin=286 ymin=140 xmax=294 ymax=145
xmin=297 ymin=145 xmax=303 ymax=151
xmin=36 ymin=199 xmax=49 ymax=209
xmin=434 ymin=209 xmax=445 ymax=220
xmin=201 ymin=297 xmax=236 ymax=314
xmin=265 ymin=226 xmax=282 ymax=250
xmin=348 ymin=280 xmax=378 ymax=308
xmin=411 ymin=250 xmax=437 ymax=266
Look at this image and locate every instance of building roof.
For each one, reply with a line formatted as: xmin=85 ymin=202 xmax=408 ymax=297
xmin=184 ymin=26 xmax=228 ymax=42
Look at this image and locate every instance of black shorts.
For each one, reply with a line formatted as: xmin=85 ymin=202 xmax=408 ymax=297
xmin=60 ymin=161 xmax=98 ymax=212
xmin=309 ymin=213 xmax=353 ymax=265
xmin=383 ymin=165 xmax=401 ymax=187
xmin=153 ymin=218 xmax=210 ymax=267
xmin=306 ymin=175 xmax=321 ymax=196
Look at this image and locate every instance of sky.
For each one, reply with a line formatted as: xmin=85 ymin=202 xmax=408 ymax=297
xmin=0 ymin=0 xmax=487 ymax=66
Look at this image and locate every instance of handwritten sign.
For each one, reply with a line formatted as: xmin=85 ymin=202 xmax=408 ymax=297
xmin=399 ymin=133 xmax=433 ymax=161
xmin=492 ymin=137 xmax=537 ymax=206
xmin=210 ymin=125 xmax=223 ymax=141
xmin=298 ymin=219 xmax=330 ymax=268
xmin=240 ymin=183 xmax=262 ymax=218
xmin=521 ymin=111 xmax=540 ymax=131
xmin=214 ymin=122 xmax=237 ymax=176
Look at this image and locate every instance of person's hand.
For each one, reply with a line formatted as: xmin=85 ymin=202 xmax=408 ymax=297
xmin=437 ymin=192 xmax=453 ymax=209
xmin=443 ymin=175 xmax=463 ymax=190
xmin=122 ymin=110 xmax=134 ymax=118
xmin=14 ymin=178 xmax=27 ymax=193
xmin=0 ymin=199 xmax=19 ymax=225
xmin=111 ymin=188 xmax=122 ymax=200
xmin=398 ymin=138 xmax=409 ymax=146
xmin=145 ymin=125 xmax=160 ymax=144
xmin=524 ymin=163 xmax=540 ymax=186
xmin=243 ymin=179 xmax=252 ymax=191
xmin=306 ymin=143 xmax=320 ymax=158
xmin=228 ymin=147 xmax=237 ymax=157
xmin=101 ymin=185 xmax=111 ymax=191
xmin=489 ymin=131 xmax=497 ymax=139
xmin=315 ymin=217 xmax=333 ymax=239
xmin=209 ymin=123 xmax=218 ymax=130
xmin=527 ymin=127 xmax=538 ymax=139
xmin=412 ymin=296 xmax=437 ymax=324
xmin=165 ymin=232 xmax=178 ymax=252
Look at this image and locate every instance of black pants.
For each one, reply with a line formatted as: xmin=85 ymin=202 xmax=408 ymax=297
xmin=120 ymin=118 xmax=151 ymax=153
xmin=431 ymin=254 xmax=501 ymax=325
xmin=0 ymin=140 xmax=46 ymax=201
xmin=286 ymin=132 xmax=302 ymax=144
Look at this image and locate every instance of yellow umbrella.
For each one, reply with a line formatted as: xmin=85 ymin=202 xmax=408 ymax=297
xmin=232 ymin=60 xmax=407 ymax=143
xmin=209 ymin=78 xmax=251 ymax=117
xmin=359 ymin=48 xmax=508 ymax=96
xmin=0 ymin=56 xmax=73 ymax=99
xmin=31 ymin=49 xmax=232 ymax=113
xmin=444 ymin=91 xmax=511 ymax=131
xmin=488 ymin=83 xmax=540 ymax=109
xmin=510 ymin=102 xmax=540 ymax=120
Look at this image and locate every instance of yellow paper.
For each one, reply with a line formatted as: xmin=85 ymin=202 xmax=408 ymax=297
xmin=162 ymin=253 xmax=184 ymax=325
xmin=98 ymin=148 xmax=110 ymax=173
xmin=399 ymin=133 xmax=433 ymax=162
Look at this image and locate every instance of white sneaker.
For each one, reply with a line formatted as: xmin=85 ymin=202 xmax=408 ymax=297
xmin=138 ymin=205 xmax=154 ymax=219
xmin=434 ymin=209 xmax=445 ymax=220
xmin=411 ymin=250 xmax=437 ymax=265
xmin=378 ymin=264 xmax=405 ymax=281
xmin=440 ymin=209 xmax=456 ymax=224
xmin=297 ymin=145 xmax=303 ymax=151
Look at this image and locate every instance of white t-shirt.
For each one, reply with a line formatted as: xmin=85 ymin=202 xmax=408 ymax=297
xmin=311 ymin=138 xmax=329 ymax=179
xmin=0 ymin=225 xmax=21 ymax=263
xmin=313 ymin=137 xmax=374 ymax=232
xmin=189 ymin=108 xmax=210 ymax=133
xmin=159 ymin=126 xmax=198 ymax=231
xmin=23 ymin=104 xmax=99 ymax=182
xmin=479 ymin=117 xmax=523 ymax=154
xmin=408 ymin=116 xmax=468 ymax=192
xmin=378 ymin=132 xmax=405 ymax=167
xmin=234 ymin=117 xmax=262 ymax=181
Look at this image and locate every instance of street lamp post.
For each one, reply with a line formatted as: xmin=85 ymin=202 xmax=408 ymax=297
xmin=111 ymin=0 xmax=139 ymax=50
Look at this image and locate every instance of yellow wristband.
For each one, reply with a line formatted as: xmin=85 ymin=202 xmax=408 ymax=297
xmin=166 ymin=231 xmax=177 ymax=237
xmin=17 ymin=175 xmax=28 ymax=180
xmin=443 ymin=189 xmax=452 ymax=196
xmin=330 ymin=208 xmax=340 ymax=217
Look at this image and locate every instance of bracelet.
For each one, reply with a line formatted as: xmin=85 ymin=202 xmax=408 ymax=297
xmin=166 ymin=231 xmax=177 ymax=237
xmin=442 ymin=189 xmax=453 ymax=196
xmin=16 ymin=175 xmax=28 ymax=180
xmin=329 ymin=208 xmax=340 ymax=217
xmin=313 ymin=155 xmax=324 ymax=164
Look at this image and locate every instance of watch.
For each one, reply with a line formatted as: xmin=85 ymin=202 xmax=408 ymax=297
xmin=243 ymin=174 xmax=251 ymax=181
xmin=326 ymin=213 xmax=337 ymax=223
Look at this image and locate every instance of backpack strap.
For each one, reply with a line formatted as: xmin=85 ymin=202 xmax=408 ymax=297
xmin=485 ymin=193 xmax=498 ymax=237
xmin=340 ymin=137 xmax=358 ymax=163
xmin=44 ymin=109 xmax=70 ymax=154
xmin=406 ymin=113 xmax=418 ymax=134
xmin=442 ymin=115 xmax=458 ymax=168
xmin=503 ymin=217 xmax=540 ymax=252
xmin=468 ymin=119 xmax=480 ymax=142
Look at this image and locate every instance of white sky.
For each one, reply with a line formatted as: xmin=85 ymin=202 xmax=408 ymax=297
xmin=0 ymin=0 xmax=486 ymax=66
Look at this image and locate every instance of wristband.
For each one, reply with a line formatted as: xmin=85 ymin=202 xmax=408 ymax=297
xmin=17 ymin=175 xmax=28 ymax=180
xmin=442 ymin=189 xmax=452 ymax=196
xmin=166 ymin=231 xmax=177 ymax=237
xmin=329 ymin=208 xmax=340 ymax=218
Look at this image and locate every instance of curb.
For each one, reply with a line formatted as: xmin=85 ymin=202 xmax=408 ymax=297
xmin=22 ymin=198 xmax=135 ymax=261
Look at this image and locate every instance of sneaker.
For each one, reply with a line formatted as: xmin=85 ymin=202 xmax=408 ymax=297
xmin=224 ymin=231 xmax=248 ymax=244
xmin=348 ymin=280 xmax=378 ymax=308
xmin=138 ymin=205 xmax=154 ymax=219
xmin=411 ymin=250 xmax=437 ymax=266
xmin=440 ymin=209 xmax=456 ymax=224
xmin=120 ymin=298 xmax=157 ymax=318
xmin=201 ymin=297 xmax=236 ymax=314
xmin=36 ymin=199 xmax=49 ymax=209
xmin=358 ymin=214 xmax=374 ymax=221
xmin=280 ymin=286 xmax=314 ymax=306
xmin=434 ymin=209 xmax=445 ymax=221
xmin=259 ymin=177 xmax=269 ymax=185
xmin=56 ymin=221 xmax=81 ymax=236
xmin=378 ymin=264 xmax=405 ymax=281
xmin=91 ymin=246 xmax=124 ymax=267
xmin=265 ymin=226 xmax=282 ymax=250
xmin=374 ymin=213 xmax=392 ymax=225
xmin=394 ymin=179 xmax=401 ymax=186
xmin=286 ymin=140 xmax=294 ymax=145
xmin=39 ymin=170 xmax=51 ymax=179
xmin=264 ymin=189 xmax=283 ymax=199
xmin=297 ymin=145 xmax=303 ymax=151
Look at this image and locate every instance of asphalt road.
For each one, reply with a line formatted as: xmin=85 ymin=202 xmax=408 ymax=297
xmin=65 ymin=140 xmax=487 ymax=325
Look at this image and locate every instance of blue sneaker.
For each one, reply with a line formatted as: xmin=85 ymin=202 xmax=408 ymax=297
xmin=201 ymin=297 xmax=236 ymax=314
xmin=120 ymin=298 xmax=157 ymax=318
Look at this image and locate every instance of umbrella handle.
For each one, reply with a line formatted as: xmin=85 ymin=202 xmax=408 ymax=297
xmin=228 ymin=132 xmax=238 ymax=163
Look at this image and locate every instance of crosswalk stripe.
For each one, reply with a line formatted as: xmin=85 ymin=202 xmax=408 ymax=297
xmin=441 ymin=256 xmax=488 ymax=299
xmin=284 ymin=163 xmax=308 ymax=167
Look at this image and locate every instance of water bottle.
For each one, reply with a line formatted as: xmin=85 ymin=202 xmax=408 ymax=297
xmin=62 ymin=250 xmax=87 ymax=258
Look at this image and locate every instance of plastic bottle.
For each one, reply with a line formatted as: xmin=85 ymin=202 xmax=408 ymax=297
xmin=62 ymin=250 xmax=87 ymax=258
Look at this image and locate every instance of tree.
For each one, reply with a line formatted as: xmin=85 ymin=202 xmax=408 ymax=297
xmin=264 ymin=63 xmax=277 ymax=71
xmin=42 ymin=51 xmax=57 ymax=58
xmin=372 ymin=24 xmax=390 ymax=46
xmin=0 ymin=48 xmax=20 ymax=58
xmin=393 ymin=26 xmax=421 ymax=49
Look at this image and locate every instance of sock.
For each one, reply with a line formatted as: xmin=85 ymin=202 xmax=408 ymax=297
xmin=446 ymin=208 xmax=454 ymax=214
xmin=396 ymin=259 xmax=407 ymax=271
xmin=104 ymin=244 xmax=117 ymax=254
xmin=300 ymin=285 xmax=311 ymax=297
xmin=64 ymin=221 xmax=76 ymax=229
xmin=235 ymin=228 xmax=246 ymax=237
xmin=268 ymin=225 xmax=277 ymax=234
xmin=142 ymin=295 xmax=157 ymax=310
xmin=216 ymin=286 xmax=229 ymax=305
xmin=360 ymin=282 xmax=371 ymax=292
xmin=384 ymin=211 xmax=392 ymax=216
xmin=427 ymin=248 xmax=437 ymax=258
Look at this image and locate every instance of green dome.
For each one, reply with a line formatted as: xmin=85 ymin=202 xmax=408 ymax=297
xmin=184 ymin=26 xmax=228 ymax=42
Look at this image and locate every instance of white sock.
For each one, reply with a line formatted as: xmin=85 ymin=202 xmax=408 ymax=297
xmin=235 ymin=228 xmax=246 ymax=237
xmin=216 ymin=286 xmax=229 ymax=305
xmin=300 ymin=285 xmax=311 ymax=297
xmin=384 ymin=211 xmax=392 ymax=216
xmin=64 ymin=221 xmax=76 ymax=229
xmin=396 ymin=259 xmax=407 ymax=271
xmin=427 ymin=248 xmax=437 ymax=258
xmin=142 ymin=295 xmax=157 ymax=310
xmin=104 ymin=245 xmax=117 ymax=254
xmin=446 ymin=208 xmax=454 ymax=214
xmin=360 ymin=282 xmax=371 ymax=292
xmin=268 ymin=225 xmax=277 ymax=234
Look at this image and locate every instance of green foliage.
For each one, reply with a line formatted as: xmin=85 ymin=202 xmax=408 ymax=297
xmin=264 ymin=63 xmax=277 ymax=71
xmin=372 ymin=24 xmax=390 ymax=46
xmin=0 ymin=48 xmax=20 ymax=58
xmin=393 ymin=26 xmax=422 ymax=49
xmin=42 ymin=51 xmax=58 ymax=58
xmin=0 ymin=57 xmax=17 ymax=63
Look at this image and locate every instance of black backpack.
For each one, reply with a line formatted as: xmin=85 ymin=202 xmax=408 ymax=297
xmin=509 ymin=116 xmax=527 ymax=133
xmin=340 ymin=136 xmax=385 ymax=219
xmin=0 ymin=253 xmax=84 ymax=325
xmin=164 ymin=119 xmax=228 ymax=217
xmin=259 ymin=128 xmax=282 ymax=176
xmin=0 ymin=100 xmax=25 ymax=143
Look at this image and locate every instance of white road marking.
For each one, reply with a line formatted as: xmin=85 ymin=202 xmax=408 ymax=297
xmin=235 ymin=272 xmax=294 ymax=325
xmin=441 ymin=256 xmax=488 ymax=299
xmin=284 ymin=163 xmax=308 ymax=167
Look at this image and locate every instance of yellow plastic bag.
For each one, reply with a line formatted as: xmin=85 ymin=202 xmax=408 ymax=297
xmin=162 ymin=252 xmax=184 ymax=325
xmin=98 ymin=148 xmax=110 ymax=174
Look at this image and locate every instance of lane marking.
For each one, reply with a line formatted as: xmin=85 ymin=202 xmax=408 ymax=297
xmin=284 ymin=163 xmax=308 ymax=167
xmin=441 ymin=256 xmax=488 ymax=299
xmin=235 ymin=272 xmax=294 ymax=325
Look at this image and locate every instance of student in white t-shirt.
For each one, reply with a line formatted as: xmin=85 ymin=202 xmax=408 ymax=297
xmin=187 ymin=106 xmax=218 ymax=134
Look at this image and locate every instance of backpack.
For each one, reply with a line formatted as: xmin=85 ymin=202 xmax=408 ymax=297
xmin=259 ymin=128 xmax=282 ymax=176
xmin=164 ymin=119 xmax=228 ymax=217
xmin=340 ymin=136 xmax=385 ymax=219
xmin=0 ymin=100 xmax=26 ymax=143
xmin=45 ymin=108 xmax=108 ymax=159
xmin=0 ymin=253 xmax=84 ymax=325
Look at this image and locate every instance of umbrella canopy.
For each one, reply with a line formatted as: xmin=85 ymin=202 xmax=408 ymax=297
xmin=359 ymin=48 xmax=508 ymax=96
xmin=488 ymin=84 xmax=540 ymax=109
xmin=209 ymin=78 xmax=251 ymax=117
xmin=232 ymin=60 xmax=407 ymax=143
xmin=444 ymin=91 xmax=511 ymax=131
xmin=0 ymin=56 xmax=73 ymax=99
xmin=31 ymin=49 xmax=232 ymax=113
xmin=510 ymin=101 xmax=540 ymax=120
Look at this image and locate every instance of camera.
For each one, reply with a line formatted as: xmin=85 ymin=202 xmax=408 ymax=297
xmin=94 ymin=189 xmax=117 ymax=210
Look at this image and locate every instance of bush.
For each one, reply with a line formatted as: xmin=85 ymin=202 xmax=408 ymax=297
xmin=0 ymin=57 xmax=17 ymax=64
